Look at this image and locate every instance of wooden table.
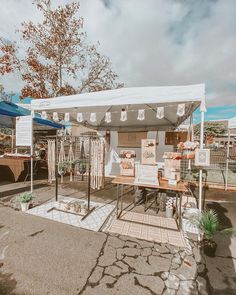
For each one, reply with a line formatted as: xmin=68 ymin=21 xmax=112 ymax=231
xmin=112 ymin=176 xmax=188 ymax=229
xmin=0 ymin=157 xmax=31 ymax=182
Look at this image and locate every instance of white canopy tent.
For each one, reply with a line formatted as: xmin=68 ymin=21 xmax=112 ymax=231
xmin=31 ymin=84 xmax=205 ymax=131
xmin=31 ymin=83 xmax=206 ymax=210
xmin=225 ymin=116 xmax=236 ymax=190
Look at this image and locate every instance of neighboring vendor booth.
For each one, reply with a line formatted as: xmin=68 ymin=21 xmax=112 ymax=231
xmin=31 ymin=84 xmax=206 ymax=220
xmin=0 ymin=101 xmax=62 ymax=187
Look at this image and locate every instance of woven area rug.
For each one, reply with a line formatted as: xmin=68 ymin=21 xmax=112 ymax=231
xmin=26 ymin=196 xmax=115 ymax=232
xmin=104 ymin=211 xmax=186 ymax=247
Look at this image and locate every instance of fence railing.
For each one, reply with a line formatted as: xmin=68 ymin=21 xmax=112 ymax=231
xmin=181 ymin=148 xmax=236 ymax=187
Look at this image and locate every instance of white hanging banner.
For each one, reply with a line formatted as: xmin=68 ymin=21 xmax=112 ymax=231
xmin=77 ymin=113 xmax=83 ymax=123
xmin=41 ymin=111 xmax=47 ymax=120
xmin=120 ymin=110 xmax=127 ymax=122
xmin=105 ymin=112 xmax=111 ymax=123
xmin=156 ymin=107 xmax=164 ymax=119
xmin=66 ymin=126 xmax=72 ymax=135
xmin=137 ymin=109 xmax=145 ymax=121
xmin=53 ymin=112 xmax=59 ymax=122
xmin=90 ymin=113 xmax=97 ymax=122
xmin=16 ymin=116 xmax=33 ymax=147
xmin=177 ymin=103 xmax=185 ymax=117
xmin=64 ymin=112 xmax=70 ymax=122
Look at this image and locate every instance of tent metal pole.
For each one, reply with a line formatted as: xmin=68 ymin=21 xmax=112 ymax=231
xmin=198 ymin=110 xmax=205 ymax=212
xmin=11 ymin=128 xmax=14 ymax=153
xmin=30 ymin=114 xmax=34 ymax=193
xmin=87 ymin=137 xmax=91 ymax=211
xmin=225 ymin=129 xmax=230 ymax=191
xmin=55 ymin=133 xmax=58 ymax=201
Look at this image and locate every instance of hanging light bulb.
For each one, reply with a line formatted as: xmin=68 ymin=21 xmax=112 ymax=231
xmin=90 ymin=113 xmax=96 ymax=122
xmin=156 ymin=107 xmax=164 ymax=119
xmin=53 ymin=112 xmax=59 ymax=122
xmin=41 ymin=111 xmax=47 ymax=120
xmin=177 ymin=104 xmax=185 ymax=117
xmin=120 ymin=108 xmax=127 ymax=121
xmin=77 ymin=113 xmax=83 ymax=123
xmin=64 ymin=113 xmax=70 ymax=122
xmin=105 ymin=112 xmax=111 ymax=123
xmin=137 ymin=109 xmax=145 ymax=121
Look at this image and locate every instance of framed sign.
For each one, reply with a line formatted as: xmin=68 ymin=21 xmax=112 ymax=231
xmin=120 ymin=150 xmax=135 ymax=176
xmin=195 ymin=149 xmax=210 ymax=166
xmin=165 ymin=131 xmax=188 ymax=146
xmin=118 ymin=132 xmax=147 ymax=148
xmin=141 ymin=139 xmax=156 ymax=165
xmin=16 ymin=116 xmax=33 ymax=147
xmin=135 ymin=164 xmax=159 ymax=185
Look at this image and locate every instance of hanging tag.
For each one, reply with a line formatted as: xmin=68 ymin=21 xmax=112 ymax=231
xmin=41 ymin=111 xmax=47 ymax=120
xmin=77 ymin=113 xmax=83 ymax=123
xmin=137 ymin=109 xmax=145 ymax=121
xmin=156 ymin=107 xmax=164 ymax=119
xmin=105 ymin=112 xmax=111 ymax=123
xmin=120 ymin=110 xmax=127 ymax=122
xmin=90 ymin=113 xmax=96 ymax=122
xmin=53 ymin=112 xmax=59 ymax=122
xmin=64 ymin=113 xmax=70 ymax=122
xmin=177 ymin=104 xmax=185 ymax=117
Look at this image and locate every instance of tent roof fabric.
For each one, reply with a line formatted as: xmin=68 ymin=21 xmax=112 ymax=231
xmin=228 ymin=117 xmax=236 ymax=129
xmin=0 ymin=101 xmax=62 ymax=129
xmin=31 ymin=84 xmax=205 ymax=131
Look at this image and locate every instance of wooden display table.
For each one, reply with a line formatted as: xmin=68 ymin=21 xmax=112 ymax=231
xmin=0 ymin=157 xmax=38 ymax=182
xmin=112 ymin=176 xmax=188 ymax=229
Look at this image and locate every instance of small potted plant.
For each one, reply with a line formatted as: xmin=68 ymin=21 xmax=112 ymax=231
xmin=17 ymin=192 xmax=34 ymax=212
xmin=192 ymin=209 xmax=236 ymax=257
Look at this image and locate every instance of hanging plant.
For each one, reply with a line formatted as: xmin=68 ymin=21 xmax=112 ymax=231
xmin=58 ymin=161 xmax=68 ymax=175
xmin=78 ymin=141 xmax=87 ymax=176
xmin=69 ymin=159 xmax=78 ymax=170
xmin=78 ymin=160 xmax=87 ymax=175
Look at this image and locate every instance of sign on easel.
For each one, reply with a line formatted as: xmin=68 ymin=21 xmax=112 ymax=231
xmin=141 ymin=139 xmax=156 ymax=165
xmin=16 ymin=116 xmax=33 ymax=147
xmin=134 ymin=164 xmax=159 ymax=185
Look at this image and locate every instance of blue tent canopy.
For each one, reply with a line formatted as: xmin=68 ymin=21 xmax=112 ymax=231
xmin=0 ymin=101 xmax=62 ymax=129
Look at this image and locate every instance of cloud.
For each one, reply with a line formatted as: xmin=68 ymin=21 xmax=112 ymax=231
xmin=1 ymin=0 xmax=236 ymax=107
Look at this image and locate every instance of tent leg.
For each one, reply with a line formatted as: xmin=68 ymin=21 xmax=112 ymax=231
xmin=11 ymin=129 xmax=14 ymax=153
xmin=87 ymin=137 xmax=91 ymax=211
xmin=30 ymin=115 xmax=34 ymax=193
xmin=198 ymin=110 xmax=205 ymax=212
xmin=55 ymin=134 xmax=58 ymax=201
xmin=225 ymin=129 xmax=230 ymax=191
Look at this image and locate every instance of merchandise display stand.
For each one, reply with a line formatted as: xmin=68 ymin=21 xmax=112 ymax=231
xmin=47 ymin=132 xmax=105 ymax=220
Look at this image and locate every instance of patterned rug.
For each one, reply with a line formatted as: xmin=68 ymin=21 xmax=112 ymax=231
xmin=104 ymin=211 xmax=186 ymax=247
xmin=26 ymin=196 xmax=115 ymax=232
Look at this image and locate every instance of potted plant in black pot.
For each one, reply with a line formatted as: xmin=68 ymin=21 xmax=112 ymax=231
xmin=193 ymin=209 xmax=236 ymax=257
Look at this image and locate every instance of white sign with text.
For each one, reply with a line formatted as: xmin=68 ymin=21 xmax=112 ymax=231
xmin=16 ymin=116 xmax=33 ymax=147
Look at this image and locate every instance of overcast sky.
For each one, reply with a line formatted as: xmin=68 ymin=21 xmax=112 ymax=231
xmin=0 ymin=0 xmax=236 ymax=107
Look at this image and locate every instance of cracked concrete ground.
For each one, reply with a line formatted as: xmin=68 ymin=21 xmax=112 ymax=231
xmin=0 ymin=205 xmax=208 ymax=295
xmin=0 ymin=180 xmax=235 ymax=294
